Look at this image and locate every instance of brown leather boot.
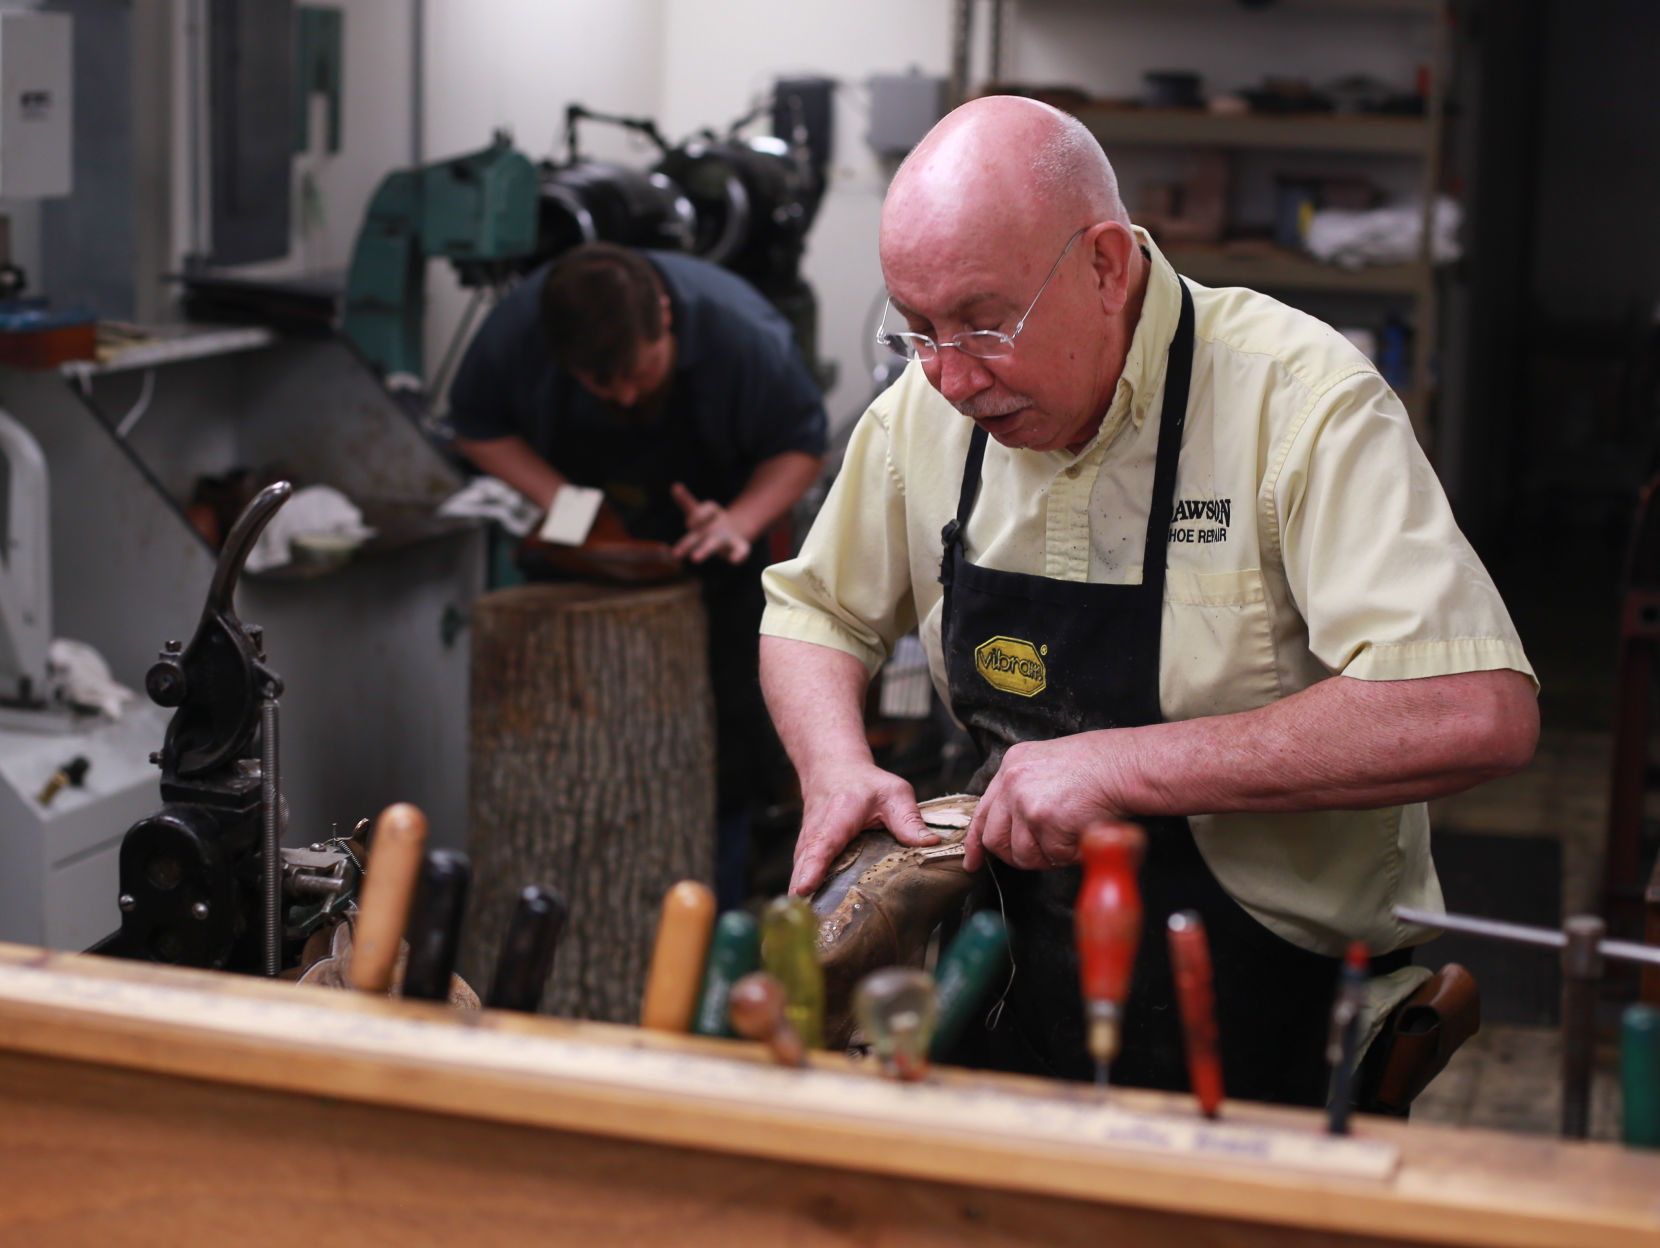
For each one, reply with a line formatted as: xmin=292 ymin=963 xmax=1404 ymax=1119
xmin=811 ymin=794 xmax=977 ymax=1048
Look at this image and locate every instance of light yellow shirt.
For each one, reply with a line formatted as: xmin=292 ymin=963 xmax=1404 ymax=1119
xmin=762 ymin=229 xmax=1534 ymax=962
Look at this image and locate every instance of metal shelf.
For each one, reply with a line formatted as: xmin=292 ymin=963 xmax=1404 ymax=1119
xmin=1168 ymin=247 xmax=1428 ymax=295
xmin=1071 ymin=107 xmax=1432 ymax=155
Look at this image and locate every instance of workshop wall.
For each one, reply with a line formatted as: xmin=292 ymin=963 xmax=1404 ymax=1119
xmin=658 ymin=0 xmax=958 ymax=439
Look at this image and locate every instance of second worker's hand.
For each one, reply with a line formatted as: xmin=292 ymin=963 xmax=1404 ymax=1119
xmin=965 ymin=731 xmax=1131 ymax=872
xmin=671 ymin=482 xmax=751 ymax=565
xmin=788 ymin=762 xmax=938 ymax=896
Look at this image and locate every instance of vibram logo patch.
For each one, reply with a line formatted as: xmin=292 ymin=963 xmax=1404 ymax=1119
xmin=974 ymin=636 xmax=1047 ymax=697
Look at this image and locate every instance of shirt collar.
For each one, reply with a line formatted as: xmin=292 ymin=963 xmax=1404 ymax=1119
xmin=1070 ymin=226 xmax=1185 ymax=459
xmin=1120 ymin=227 xmax=1184 ymax=430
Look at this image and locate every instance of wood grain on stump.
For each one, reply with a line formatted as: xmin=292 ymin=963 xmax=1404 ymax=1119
xmin=463 ymin=581 xmax=716 ymax=1022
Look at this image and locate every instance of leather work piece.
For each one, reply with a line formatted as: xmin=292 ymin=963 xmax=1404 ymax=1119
xmin=294 ymin=915 xmax=481 ymax=1010
xmin=812 ymin=793 xmax=978 ymax=1048
xmin=520 ymin=498 xmax=683 ymax=584
xmin=1371 ymin=962 xmax=1480 ymax=1113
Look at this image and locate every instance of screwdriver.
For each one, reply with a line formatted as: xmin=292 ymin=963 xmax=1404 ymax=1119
xmin=640 ymin=880 xmax=717 ymax=1031
xmin=691 ymin=910 xmax=761 ymax=1038
xmin=1325 ymin=940 xmax=1370 ymax=1135
xmin=401 ymin=849 xmax=471 ymax=1003
xmin=728 ymin=970 xmax=805 ymax=1066
xmin=1075 ymin=821 xmax=1146 ymax=1086
xmin=854 ymin=967 xmax=939 ymax=1081
xmin=35 ymin=755 xmax=90 ymax=807
xmin=1167 ymin=910 xmax=1224 ymax=1118
xmin=350 ymin=802 xmax=429 ymax=995
xmin=486 ymin=885 xmax=568 ymax=1013
xmin=760 ymin=894 xmax=826 ymax=1050
xmin=929 ymin=911 xmax=1010 ymax=1062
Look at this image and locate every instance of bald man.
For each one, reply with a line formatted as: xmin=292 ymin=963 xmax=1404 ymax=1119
xmin=758 ymin=97 xmax=1538 ymax=1107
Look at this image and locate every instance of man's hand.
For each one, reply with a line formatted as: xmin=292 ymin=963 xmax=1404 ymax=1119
xmin=965 ymin=731 xmax=1127 ymax=872
xmin=789 ymin=762 xmax=939 ymax=895
xmin=671 ymin=483 xmax=751 ymax=564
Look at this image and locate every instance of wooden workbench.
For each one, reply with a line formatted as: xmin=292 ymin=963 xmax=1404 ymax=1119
xmin=0 ymin=942 xmax=1654 ymax=1248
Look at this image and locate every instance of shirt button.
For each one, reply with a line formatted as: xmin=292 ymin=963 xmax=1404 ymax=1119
xmin=1065 ymin=465 xmax=1081 ymax=479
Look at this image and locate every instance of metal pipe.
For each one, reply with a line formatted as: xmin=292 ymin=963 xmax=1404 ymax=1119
xmin=261 ymin=691 xmax=281 ymax=977
xmin=1395 ymin=905 xmax=1660 ymax=969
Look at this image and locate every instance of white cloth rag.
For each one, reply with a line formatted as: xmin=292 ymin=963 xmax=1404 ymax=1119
xmin=1305 ymin=196 xmax=1463 ymax=269
xmin=47 ymin=638 xmax=134 ymax=719
xmin=436 ymin=476 xmax=542 ymax=538
xmin=245 ymin=485 xmax=375 ymax=573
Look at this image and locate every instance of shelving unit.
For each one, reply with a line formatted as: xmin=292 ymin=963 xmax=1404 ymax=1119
xmin=951 ymin=0 xmax=1452 ymax=444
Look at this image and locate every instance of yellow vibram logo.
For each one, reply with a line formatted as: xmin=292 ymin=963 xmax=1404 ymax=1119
xmin=974 ymin=636 xmax=1047 ymax=697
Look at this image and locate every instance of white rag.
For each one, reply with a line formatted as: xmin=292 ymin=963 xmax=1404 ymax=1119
xmin=46 ymin=638 xmax=135 ymax=719
xmin=1305 ymin=196 xmax=1463 ymax=269
xmin=245 ymin=485 xmax=375 ymax=573
xmin=436 ymin=476 xmax=542 ymax=538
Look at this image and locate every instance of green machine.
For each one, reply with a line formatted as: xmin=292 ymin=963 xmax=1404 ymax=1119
xmin=342 ymin=134 xmax=541 ymax=379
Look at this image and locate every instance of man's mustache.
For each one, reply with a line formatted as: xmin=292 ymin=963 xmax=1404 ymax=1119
xmin=954 ymin=394 xmax=1033 ymax=420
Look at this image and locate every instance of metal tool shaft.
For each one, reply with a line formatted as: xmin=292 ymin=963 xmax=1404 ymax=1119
xmin=1394 ymin=906 xmax=1660 ymax=969
xmin=260 ymin=693 xmax=281 ymax=977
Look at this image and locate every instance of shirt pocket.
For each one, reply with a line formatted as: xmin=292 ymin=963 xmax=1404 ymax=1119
xmin=1160 ymin=567 xmax=1281 ymax=718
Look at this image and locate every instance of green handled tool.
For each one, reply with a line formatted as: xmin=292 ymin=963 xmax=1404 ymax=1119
xmin=1624 ymin=1003 xmax=1660 ymax=1149
xmin=761 ymin=895 xmax=825 ymax=1050
xmin=692 ymin=910 xmax=761 ymax=1038
xmin=929 ymin=911 xmax=1009 ymax=1061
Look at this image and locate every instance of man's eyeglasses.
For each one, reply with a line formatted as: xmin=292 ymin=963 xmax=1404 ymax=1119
xmin=876 ymin=227 xmax=1088 ymax=363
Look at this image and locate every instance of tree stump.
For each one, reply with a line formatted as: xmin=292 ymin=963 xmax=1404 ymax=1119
xmin=462 ymin=581 xmax=716 ymax=1022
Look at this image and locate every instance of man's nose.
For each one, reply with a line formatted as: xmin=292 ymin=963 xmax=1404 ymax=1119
xmin=930 ymin=347 xmax=992 ymax=405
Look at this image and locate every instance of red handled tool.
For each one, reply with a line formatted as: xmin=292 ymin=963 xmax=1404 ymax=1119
xmin=1075 ymin=821 xmax=1146 ymax=1086
xmin=1167 ymin=910 xmax=1224 ymax=1117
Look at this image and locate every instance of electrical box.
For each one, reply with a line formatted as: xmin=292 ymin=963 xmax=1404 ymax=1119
xmin=867 ymin=72 xmax=947 ymax=158
xmin=0 ymin=12 xmax=72 ymax=199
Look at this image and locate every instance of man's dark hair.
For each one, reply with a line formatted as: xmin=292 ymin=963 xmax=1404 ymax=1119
xmin=539 ymin=244 xmax=666 ymax=384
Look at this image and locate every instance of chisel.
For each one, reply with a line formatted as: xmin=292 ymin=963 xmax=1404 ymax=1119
xmin=640 ymin=880 xmax=717 ymax=1031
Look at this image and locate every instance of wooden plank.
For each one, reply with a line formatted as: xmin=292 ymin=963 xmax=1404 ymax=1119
xmin=0 ymin=944 xmax=1656 ymax=1248
xmin=1169 ymin=247 xmax=1426 ymax=294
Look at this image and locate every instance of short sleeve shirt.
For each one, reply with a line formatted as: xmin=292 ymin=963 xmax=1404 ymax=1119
xmin=760 ymin=229 xmax=1535 ymax=958
xmin=447 ymin=250 xmax=827 ymax=544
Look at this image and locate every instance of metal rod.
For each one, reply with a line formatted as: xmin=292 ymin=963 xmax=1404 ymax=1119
xmin=1395 ymin=905 xmax=1660 ymax=969
xmin=1560 ymin=915 xmax=1603 ymax=1139
xmin=261 ymin=692 xmax=281 ymax=977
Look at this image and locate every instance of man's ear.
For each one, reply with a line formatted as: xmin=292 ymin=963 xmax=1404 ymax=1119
xmin=1086 ymin=222 xmax=1137 ymax=317
xmin=659 ymin=292 xmax=673 ymax=335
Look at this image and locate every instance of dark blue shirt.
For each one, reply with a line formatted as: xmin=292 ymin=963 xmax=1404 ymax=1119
xmin=447 ymin=250 xmax=827 ymax=545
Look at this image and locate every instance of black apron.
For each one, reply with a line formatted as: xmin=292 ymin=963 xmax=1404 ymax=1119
xmin=939 ymin=280 xmax=1398 ymax=1107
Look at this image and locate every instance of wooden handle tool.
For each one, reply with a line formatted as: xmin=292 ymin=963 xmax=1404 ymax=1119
xmin=640 ymin=880 xmax=717 ymax=1031
xmin=349 ymin=802 xmax=429 ymax=994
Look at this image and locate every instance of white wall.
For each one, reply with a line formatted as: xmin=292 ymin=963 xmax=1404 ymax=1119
xmin=658 ymin=0 xmax=956 ymax=437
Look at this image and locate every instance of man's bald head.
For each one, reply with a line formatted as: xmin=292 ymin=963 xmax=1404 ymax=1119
xmin=883 ymin=96 xmax=1128 ymax=250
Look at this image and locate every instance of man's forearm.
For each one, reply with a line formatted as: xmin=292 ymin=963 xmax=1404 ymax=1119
xmin=1102 ymin=669 xmax=1539 ymax=816
xmin=724 ymin=452 xmax=824 ymax=545
xmin=759 ymin=634 xmax=874 ymax=782
xmin=451 ymin=435 xmax=568 ymax=511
